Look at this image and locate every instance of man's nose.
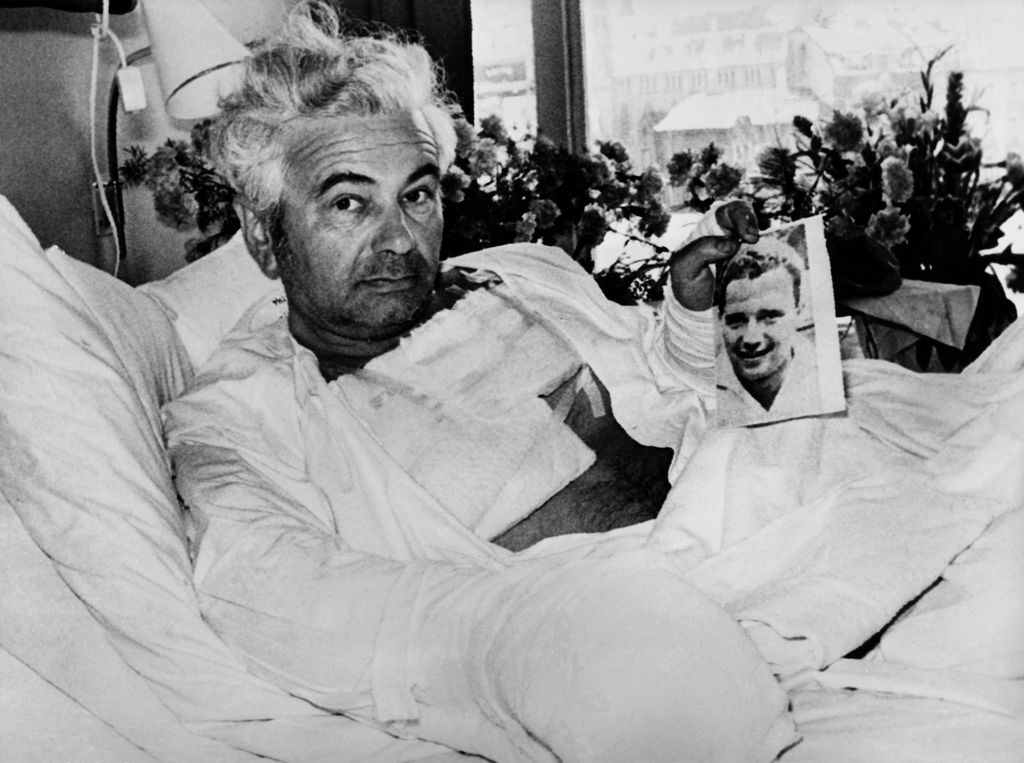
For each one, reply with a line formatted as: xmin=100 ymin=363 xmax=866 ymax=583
xmin=373 ymin=205 xmax=416 ymax=254
xmin=740 ymin=326 xmax=765 ymax=348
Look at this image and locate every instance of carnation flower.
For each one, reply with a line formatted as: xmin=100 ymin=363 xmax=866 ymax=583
xmin=440 ymin=166 xmax=471 ymax=203
xmin=640 ymin=203 xmax=671 ymax=239
xmin=667 ymin=150 xmax=695 ymax=186
xmin=513 ymin=212 xmax=537 ymax=242
xmin=477 ymin=114 xmax=509 ymax=144
xmin=703 ymin=163 xmax=743 ymax=198
xmin=887 ymin=100 xmax=922 ymax=128
xmin=857 ymin=91 xmax=886 ymax=119
xmin=823 ymin=110 xmax=865 ymax=152
xmin=467 ymin=138 xmax=504 ymax=178
xmin=578 ymin=205 xmax=608 ymax=241
xmin=881 ymin=156 xmax=914 ymax=204
xmin=699 ymin=143 xmax=721 ymax=167
xmin=866 ymin=206 xmax=912 ymax=248
xmin=637 ymin=166 xmax=664 ymax=198
xmin=528 ymin=198 xmax=561 ymax=230
xmin=876 ymin=138 xmax=900 ymax=160
xmin=756 ymin=146 xmax=794 ymax=185
xmin=453 ymin=118 xmax=477 ymax=159
xmin=1005 ymin=152 xmax=1023 ymax=185
xmin=599 ymin=141 xmax=630 ymax=164
xmin=152 ymin=186 xmax=197 ymax=230
xmin=581 ymin=153 xmax=613 ymax=186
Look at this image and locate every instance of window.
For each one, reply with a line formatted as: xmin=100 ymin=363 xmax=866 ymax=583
xmin=470 ymin=0 xmax=537 ymax=139
xmin=469 ymin=0 xmax=1024 ymax=309
xmin=472 ymin=0 xmax=1024 ymax=167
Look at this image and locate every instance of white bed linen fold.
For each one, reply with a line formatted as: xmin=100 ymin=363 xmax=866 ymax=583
xmin=647 ymin=356 xmax=1024 ymax=679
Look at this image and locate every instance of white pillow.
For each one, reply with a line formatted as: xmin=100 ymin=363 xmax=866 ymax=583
xmin=139 ymin=232 xmax=286 ymax=371
xmin=0 ymin=197 xmax=332 ymax=754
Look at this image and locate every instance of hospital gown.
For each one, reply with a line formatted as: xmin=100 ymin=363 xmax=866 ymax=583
xmin=164 ymin=240 xmax=798 ymax=762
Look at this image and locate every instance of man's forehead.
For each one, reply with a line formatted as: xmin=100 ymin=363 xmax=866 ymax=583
xmin=725 ymin=269 xmax=796 ymax=307
xmin=282 ymin=112 xmax=439 ymax=178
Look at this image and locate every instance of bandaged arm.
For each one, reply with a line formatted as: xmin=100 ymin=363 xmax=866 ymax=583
xmin=645 ymin=207 xmax=726 ymax=403
xmin=166 ymin=355 xmax=793 ymax=762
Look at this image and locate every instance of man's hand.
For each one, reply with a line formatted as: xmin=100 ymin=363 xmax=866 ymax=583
xmin=668 ymin=200 xmax=759 ymax=310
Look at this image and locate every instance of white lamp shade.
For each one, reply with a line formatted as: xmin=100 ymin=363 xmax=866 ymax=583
xmin=140 ymin=0 xmax=250 ymax=120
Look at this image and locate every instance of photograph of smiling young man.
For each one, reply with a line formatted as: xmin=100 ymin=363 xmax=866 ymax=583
xmin=713 ymin=216 xmax=846 ymax=427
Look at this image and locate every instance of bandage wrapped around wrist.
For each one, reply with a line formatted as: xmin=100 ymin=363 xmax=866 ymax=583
xmin=406 ymin=550 xmax=797 ymax=762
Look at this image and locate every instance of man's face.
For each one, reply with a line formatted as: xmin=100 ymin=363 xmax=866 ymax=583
xmin=271 ymin=112 xmax=444 ymax=345
xmin=721 ymin=267 xmax=799 ymax=384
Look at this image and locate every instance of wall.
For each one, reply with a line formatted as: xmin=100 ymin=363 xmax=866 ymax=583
xmin=0 ymin=10 xmax=108 ymax=272
xmin=0 ymin=2 xmax=298 ymax=285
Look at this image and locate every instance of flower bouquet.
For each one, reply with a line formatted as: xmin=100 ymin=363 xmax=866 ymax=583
xmin=750 ymin=48 xmax=1023 ymax=368
xmin=441 ymin=115 xmax=674 ymax=303
xmin=120 ymin=120 xmax=239 ymax=263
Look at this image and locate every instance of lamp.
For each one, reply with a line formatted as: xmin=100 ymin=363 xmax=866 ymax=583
xmin=140 ymin=0 xmax=250 ymax=120
xmin=96 ymin=0 xmax=247 ymax=272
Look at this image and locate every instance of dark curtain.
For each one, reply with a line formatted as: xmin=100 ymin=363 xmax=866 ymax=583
xmin=339 ymin=0 xmax=474 ymax=122
xmin=0 ymin=1 xmax=136 ymax=10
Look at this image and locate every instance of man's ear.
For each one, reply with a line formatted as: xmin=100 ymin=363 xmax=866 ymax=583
xmin=235 ymin=201 xmax=281 ymax=279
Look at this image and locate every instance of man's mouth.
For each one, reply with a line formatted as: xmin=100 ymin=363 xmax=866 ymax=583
xmin=736 ymin=346 xmax=771 ymax=363
xmin=362 ymin=273 xmax=419 ymax=291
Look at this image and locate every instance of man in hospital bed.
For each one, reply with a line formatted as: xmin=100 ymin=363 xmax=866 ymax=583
xmin=164 ymin=2 xmax=1024 ymax=761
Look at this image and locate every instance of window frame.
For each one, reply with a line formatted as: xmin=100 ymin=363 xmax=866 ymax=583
xmin=530 ymin=0 xmax=587 ymax=153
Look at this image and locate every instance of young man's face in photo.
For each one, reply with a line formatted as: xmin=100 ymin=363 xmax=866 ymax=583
xmin=721 ymin=266 xmax=800 ymax=385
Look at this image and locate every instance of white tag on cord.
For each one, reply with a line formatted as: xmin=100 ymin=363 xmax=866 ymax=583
xmin=117 ymin=66 xmax=147 ymax=112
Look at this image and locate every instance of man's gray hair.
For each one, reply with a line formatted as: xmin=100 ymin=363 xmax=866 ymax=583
xmin=209 ymin=0 xmax=459 ymax=220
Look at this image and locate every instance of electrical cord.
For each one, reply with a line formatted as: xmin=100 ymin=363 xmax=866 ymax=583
xmin=89 ymin=0 xmax=128 ymax=277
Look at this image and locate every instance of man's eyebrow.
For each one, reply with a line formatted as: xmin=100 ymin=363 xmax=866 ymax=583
xmin=317 ymin=171 xmax=374 ymax=198
xmin=315 ymin=163 xmax=440 ymax=199
xmin=407 ymin=163 xmax=441 ymax=184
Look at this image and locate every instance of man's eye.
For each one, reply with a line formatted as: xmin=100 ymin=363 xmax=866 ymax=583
xmin=723 ymin=313 xmax=745 ymax=329
xmin=333 ymin=196 xmax=364 ymax=213
xmin=404 ymin=187 xmax=437 ymax=206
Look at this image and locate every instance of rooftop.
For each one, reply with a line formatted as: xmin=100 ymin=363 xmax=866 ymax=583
xmin=655 ymin=89 xmax=820 ymax=132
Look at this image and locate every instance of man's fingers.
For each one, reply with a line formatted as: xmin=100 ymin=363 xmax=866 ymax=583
xmin=676 ymin=235 xmax=740 ymax=266
xmin=715 ymin=200 xmax=760 ymax=244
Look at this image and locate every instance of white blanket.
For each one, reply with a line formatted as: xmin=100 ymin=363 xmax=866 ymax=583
xmin=646 ymin=354 xmax=1024 ymax=675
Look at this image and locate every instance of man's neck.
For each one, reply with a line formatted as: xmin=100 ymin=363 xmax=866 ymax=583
xmin=741 ymin=374 xmax=783 ymax=411
xmin=312 ymin=335 xmax=404 ymax=380
xmin=293 ymin=300 xmax=436 ymax=382
xmin=299 ymin=275 xmax=495 ymax=382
